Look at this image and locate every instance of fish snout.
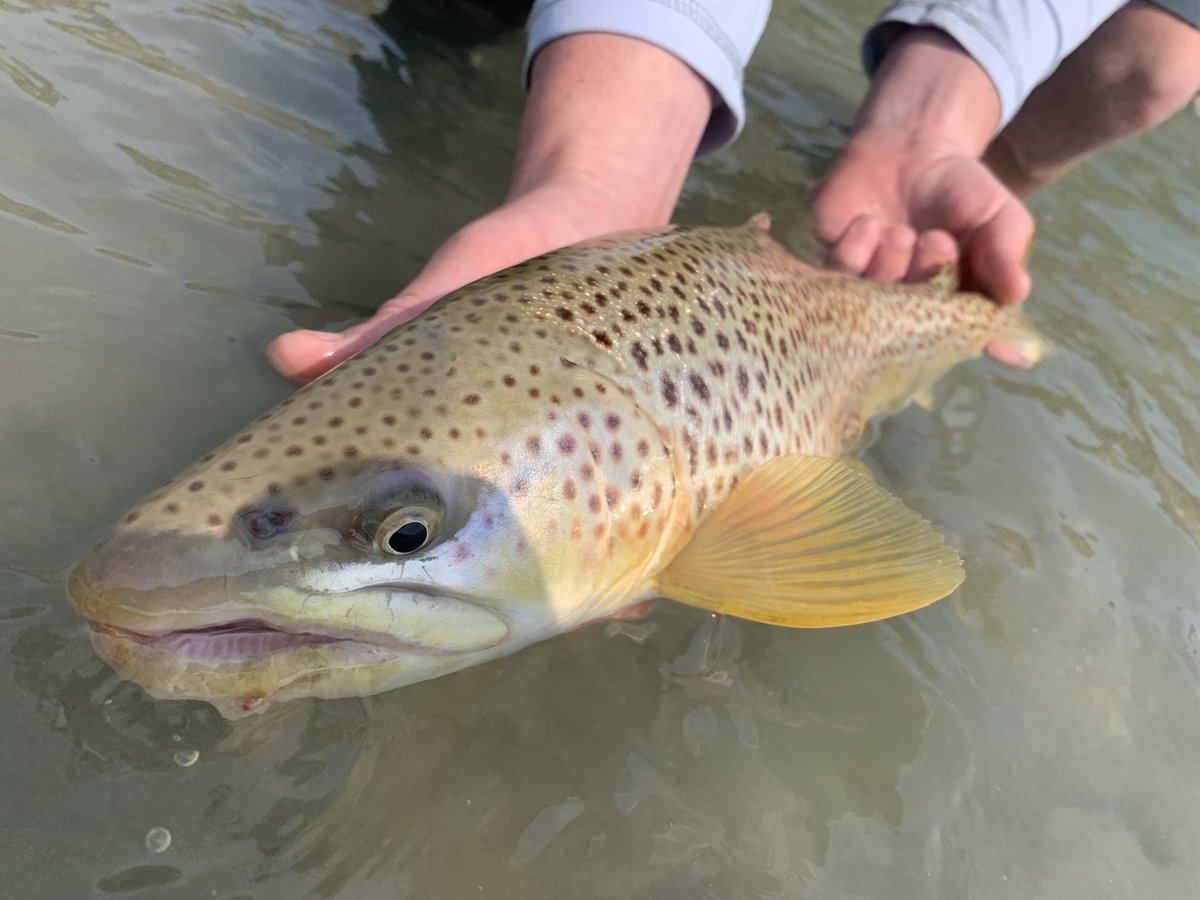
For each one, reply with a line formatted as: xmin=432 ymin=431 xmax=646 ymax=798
xmin=67 ymin=527 xmax=247 ymax=632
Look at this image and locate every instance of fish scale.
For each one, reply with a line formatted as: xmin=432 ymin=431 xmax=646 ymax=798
xmin=68 ymin=215 xmax=1045 ymax=718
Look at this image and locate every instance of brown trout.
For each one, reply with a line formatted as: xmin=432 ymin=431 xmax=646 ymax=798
xmin=68 ymin=216 xmax=1044 ymax=718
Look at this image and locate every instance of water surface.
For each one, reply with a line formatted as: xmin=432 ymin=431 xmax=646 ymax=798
xmin=2 ymin=1 xmax=1199 ymax=897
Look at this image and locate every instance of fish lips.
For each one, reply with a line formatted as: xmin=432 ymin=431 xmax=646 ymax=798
xmin=73 ymin=581 xmax=513 ymax=661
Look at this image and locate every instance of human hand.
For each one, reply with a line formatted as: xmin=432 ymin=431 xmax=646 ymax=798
xmin=809 ymin=28 xmax=1034 ymax=304
xmin=810 ymin=132 xmax=1034 ymax=303
xmin=268 ymin=32 xmax=710 ymax=383
xmin=267 ymin=179 xmax=636 ymax=383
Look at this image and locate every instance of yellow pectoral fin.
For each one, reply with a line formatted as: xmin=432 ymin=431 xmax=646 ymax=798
xmin=652 ymin=456 xmax=964 ymax=628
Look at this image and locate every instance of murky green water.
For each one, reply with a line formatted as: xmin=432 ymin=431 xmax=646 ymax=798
xmin=2 ymin=1 xmax=1198 ymax=897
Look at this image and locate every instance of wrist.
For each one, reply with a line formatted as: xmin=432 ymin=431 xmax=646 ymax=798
xmin=855 ymin=28 xmax=1000 ymax=156
xmin=506 ymin=33 xmax=711 ymax=227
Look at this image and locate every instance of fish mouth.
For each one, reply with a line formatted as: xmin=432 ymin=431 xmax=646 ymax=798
xmin=76 ymin=582 xmax=513 ymax=662
xmin=92 ymin=619 xmax=352 ymax=661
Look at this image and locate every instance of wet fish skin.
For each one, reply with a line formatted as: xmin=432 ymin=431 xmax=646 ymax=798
xmin=67 ymin=215 xmax=1044 ymax=718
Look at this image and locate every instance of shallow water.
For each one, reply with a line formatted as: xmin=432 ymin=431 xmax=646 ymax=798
xmin=2 ymin=1 xmax=1199 ymax=897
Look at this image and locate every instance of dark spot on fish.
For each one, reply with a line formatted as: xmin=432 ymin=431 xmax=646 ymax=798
xmin=661 ymin=374 xmax=678 ymax=408
xmin=631 ymin=342 xmax=648 ymax=370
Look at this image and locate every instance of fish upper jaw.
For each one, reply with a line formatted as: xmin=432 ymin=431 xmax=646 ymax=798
xmin=77 ymin=582 xmax=519 ymax=720
xmin=73 ymin=579 xmax=513 ymax=657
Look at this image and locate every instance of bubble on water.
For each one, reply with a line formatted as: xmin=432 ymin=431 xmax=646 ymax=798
xmin=145 ymin=827 xmax=171 ymax=853
xmin=173 ymin=749 xmax=199 ymax=767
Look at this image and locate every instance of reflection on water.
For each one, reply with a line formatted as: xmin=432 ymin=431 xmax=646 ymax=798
xmin=2 ymin=0 xmax=1199 ymax=897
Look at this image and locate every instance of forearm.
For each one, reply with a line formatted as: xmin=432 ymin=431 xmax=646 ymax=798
xmin=510 ymin=33 xmax=713 ymax=226
xmin=853 ymin=28 xmax=1000 ymax=155
xmin=863 ymin=0 xmax=1128 ymax=130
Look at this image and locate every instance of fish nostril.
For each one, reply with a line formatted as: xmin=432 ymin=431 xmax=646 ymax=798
xmin=239 ymin=506 xmax=294 ymax=541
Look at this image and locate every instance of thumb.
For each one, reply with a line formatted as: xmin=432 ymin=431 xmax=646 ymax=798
xmin=267 ymin=292 xmax=434 ymax=385
xmin=962 ymin=201 xmax=1035 ymax=304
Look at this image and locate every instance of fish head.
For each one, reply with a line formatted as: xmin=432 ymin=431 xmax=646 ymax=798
xmin=68 ymin=325 xmax=677 ymax=717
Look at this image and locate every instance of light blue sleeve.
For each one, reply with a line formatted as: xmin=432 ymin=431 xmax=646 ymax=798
xmin=862 ymin=1 xmax=1130 ymax=129
xmin=524 ymin=0 xmax=772 ymax=156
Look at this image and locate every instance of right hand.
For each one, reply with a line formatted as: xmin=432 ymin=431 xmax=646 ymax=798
xmin=269 ymin=33 xmax=712 ymax=384
xmin=267 ymin=178 xmax=650 ymax=384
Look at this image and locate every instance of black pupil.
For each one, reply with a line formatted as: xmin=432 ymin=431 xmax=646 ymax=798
xmin=387 ymin=521 xmax=428 ymax=554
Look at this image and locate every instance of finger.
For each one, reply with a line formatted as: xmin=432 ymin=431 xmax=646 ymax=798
xmin=267 ymin=294 xmax=431 ymax=384
xmin=985 ymin=340 xmax=1037 ymax=369
xmin=907 ymin=229 xmax=959 ymax=283
xmin=864 ymin=224 xmax=916 ymax=283
xmin=826 ymin=215 xmax=882 ymax=275
xmin=963 ymin=202 xmax=1035 ymax=304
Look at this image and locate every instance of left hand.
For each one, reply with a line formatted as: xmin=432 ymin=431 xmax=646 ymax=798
xmin=810 ymin=130 xmax=1034 ymax=303
xmin=809 ymin=28 xmax=1034 ymax=305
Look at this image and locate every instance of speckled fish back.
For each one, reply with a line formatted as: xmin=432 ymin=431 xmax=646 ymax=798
xmin=466 ymin=216 xmax=1024 ymax=524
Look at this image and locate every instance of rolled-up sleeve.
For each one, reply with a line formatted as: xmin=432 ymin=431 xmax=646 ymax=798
xmin=862 ymin=1 xmax=1129 ymax=129
xmin=524 ymin=0 xmax=771 ymax=155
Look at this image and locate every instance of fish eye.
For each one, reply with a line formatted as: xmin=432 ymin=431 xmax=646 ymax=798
xmin=375 ymin=508 xmax=439 ymax=556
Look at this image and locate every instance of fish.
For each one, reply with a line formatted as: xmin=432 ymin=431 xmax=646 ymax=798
xmin=67 ymin=215 xmax=1045 ymax=719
